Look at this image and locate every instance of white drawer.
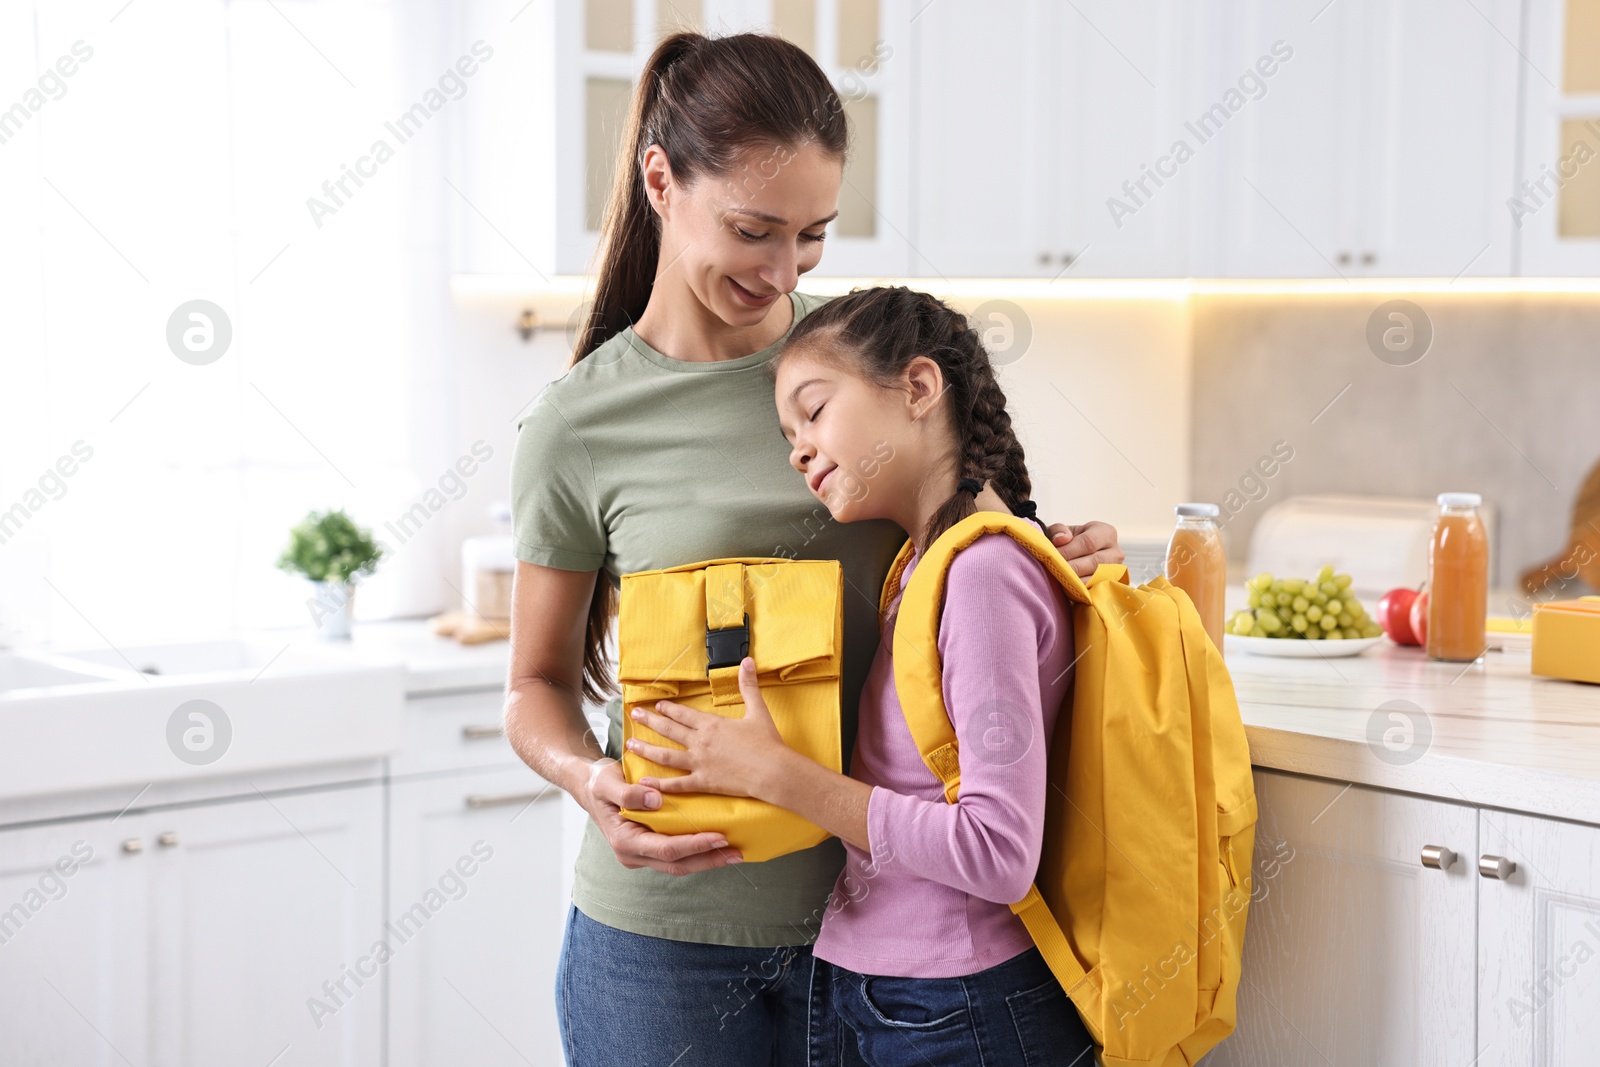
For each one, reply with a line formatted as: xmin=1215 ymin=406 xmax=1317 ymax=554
xmin=392 ymin=689 xmax=520 ymax=778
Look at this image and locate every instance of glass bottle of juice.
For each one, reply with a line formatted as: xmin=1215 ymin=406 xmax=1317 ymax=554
xmin=1426 ymin=492 xmax=1489 ymax=662
xmin=1167 ymin=503 xmax=1226 ymax=649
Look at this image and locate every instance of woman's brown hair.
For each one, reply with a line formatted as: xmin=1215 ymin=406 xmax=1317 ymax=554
xmin=571 ymin=31 xmax=850 ymax=705
xmin=774 ymin=285 xmax=1043 ymax=551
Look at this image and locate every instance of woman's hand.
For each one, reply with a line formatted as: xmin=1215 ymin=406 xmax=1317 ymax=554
xmin=974 ymin=482 xmax=1123 ymax=580
xmin=576 ymin=757 xmax=744 ymax=873
xmin=1046 ymin=519 xmax=1124 ymax=578
xmin=627 ymin=657 xmax=787 ymax=801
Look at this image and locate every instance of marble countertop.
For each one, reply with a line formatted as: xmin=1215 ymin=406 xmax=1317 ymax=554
xmin=318 ymin=615 xmax=1600 ymax=825
xmin=1221 ymin=637 xmax=1600 ymax=826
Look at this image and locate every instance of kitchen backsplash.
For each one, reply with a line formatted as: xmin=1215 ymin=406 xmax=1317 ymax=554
xmin=1190 ymin=292 xmax=1600 ymax=590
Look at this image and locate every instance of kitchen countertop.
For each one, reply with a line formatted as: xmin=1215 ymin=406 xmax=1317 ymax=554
xmin=323 ymin=614 xmax=1600 ymax=826
xmin=1220 ymin=638 xmax=1600 ymax=827
xmin=332 ymin=618 xmax=514 ymax=695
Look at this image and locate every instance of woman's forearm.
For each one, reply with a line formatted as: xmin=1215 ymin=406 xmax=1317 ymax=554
xmin=758 ymin=747 xmax=873 ymax=852
xmin=503 ymin=680 xmax=606 ymax=798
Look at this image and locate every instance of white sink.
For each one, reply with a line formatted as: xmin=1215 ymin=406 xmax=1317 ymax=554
xmin=0 ymin=636 xmax=405 ymax=802
xmin=0 ymin=651 xmax=123 ymax=693
xmin=61 ymin=638 xmax=311 ymax=678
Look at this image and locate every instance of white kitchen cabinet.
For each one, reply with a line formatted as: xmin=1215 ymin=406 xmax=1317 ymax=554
xmin=1475 ymin=809 xmax=1600 ymax=1066
xmin=1207 ymin=769 xmax=1479 ymax=1066
xmin=391 ymin=688 xmax=524 ymax=779
xmin=1515 ymin=0 xmax=1600 ymax=275
xmin=456 ymin=0 xmax=914 ymax=278
xmin=1216 ymin=0 xmax=1520 ymax=278
xmin=0 ymin=816 xmax=149 ymax=1065
xmin=0 ymin=784 xmax=384 ymax=1066
xmin=911 ymin=0 xmax=1206 ymax=278
xmin=147 ymin=785 xmax=385 ymax=1066
xmin=386 ymin=766 xmax=567 ymax=1067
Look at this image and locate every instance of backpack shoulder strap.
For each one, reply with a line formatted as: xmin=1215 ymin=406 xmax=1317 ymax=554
xmin=890 ymin=512 xmax=1103 ymax=803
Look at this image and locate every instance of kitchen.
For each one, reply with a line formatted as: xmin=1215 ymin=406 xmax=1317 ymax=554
xmin=3 ymin=0 xmax=1599 ymax=1064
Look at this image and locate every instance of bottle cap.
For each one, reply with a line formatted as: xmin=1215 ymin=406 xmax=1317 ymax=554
xmin=1175 ymin=503 xmax=1221 ymax=518
xmin=1436 ymin=492 xmax=1482 ymax=508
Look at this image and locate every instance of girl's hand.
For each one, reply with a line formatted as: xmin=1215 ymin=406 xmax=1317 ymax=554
xmin=626 ymin=656 xmax=787 ymax=800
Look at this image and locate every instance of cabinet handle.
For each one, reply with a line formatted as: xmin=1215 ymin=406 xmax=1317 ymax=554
xmin=1059 ymin=252 xmax=1076 ymax=267
xmin=1037 ymin=251 xmax=1052 ymax=265
xmin=461 ymin=724 xmax=505 ymax=741
xmin=157 ymin=832 xmax=179 ymax=848
xmin=465 ymin=789 xmax=554 ymax=809
xmin=121 ymin=838 xmax=143 ymax=854
xmin=1478 ymin=854 xmax=1517 ymax=880
xmin=1336 ymin=251 xmax=1352 ymax=266
xmin=1420 ymin=844 xmax=1456 ymax=871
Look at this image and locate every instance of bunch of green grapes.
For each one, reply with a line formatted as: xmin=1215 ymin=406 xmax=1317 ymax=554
xmin=1228 ymin=565 xmax=1384 ymax=640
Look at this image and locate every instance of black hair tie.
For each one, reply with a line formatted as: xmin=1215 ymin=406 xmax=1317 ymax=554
xmin=957 ymin=477 xmax=983 ymax=495
xmin=1013 ymin=500 xmax=1038 ymax=519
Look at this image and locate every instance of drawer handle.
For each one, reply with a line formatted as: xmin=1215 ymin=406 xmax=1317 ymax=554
xmin=1420 ymin=844 xmax=1456 ymax=871
xmin=121 ymin=838 xmax=143 ymax=854
xmin=1479 ymin=854 xmax=1517 ymax=880
xmin=461 ymin=724 xmax=505 ymax=741
xmin=157 ymin=832 xmax=179 ymax=848
xmin=465 ymin=789 xmax=553 ymax=809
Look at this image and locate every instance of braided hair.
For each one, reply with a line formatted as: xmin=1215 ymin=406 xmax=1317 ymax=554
xmin=774 ymin=286 xmax=1043 ymax=549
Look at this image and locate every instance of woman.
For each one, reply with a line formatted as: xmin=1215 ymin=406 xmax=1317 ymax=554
xmin=503 ymin=31 xmax=1122 ymax=1067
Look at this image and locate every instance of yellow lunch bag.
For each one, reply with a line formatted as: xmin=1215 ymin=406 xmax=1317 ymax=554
xmin=616 ymin=555 xmax=844 ymax=863
xmin=887 ymin=512 xmax=1257 ymax=1067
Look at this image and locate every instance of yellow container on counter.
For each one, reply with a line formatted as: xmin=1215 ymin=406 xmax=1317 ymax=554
xmin=1531 ymin=596 xmax=1600 ymax=685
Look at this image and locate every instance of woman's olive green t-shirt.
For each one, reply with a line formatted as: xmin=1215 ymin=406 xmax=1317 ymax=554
xmin=510 ymin=291 xmax=908 ymax=948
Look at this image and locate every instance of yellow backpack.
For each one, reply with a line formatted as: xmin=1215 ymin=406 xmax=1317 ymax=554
xmin=616 ymin=556 xmax=845 ymax=863
xmin=885 ymin=512 xmax=1257 ymax=1067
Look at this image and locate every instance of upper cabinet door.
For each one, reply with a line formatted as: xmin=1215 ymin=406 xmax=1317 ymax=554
xmin=1516 ymin=0 xmax=1600 ymax=275
xmin=911 ymin=0 xmax=1205 ymax=278
xmin=1216 ymin=0 xmax=1370 ymax=277
xmin=1359 ymin=0 xmax=1520 ymax=278
xmin=1218 ymin=0 xmax=1520 ymax=278
xmin=910 ymin=0 xmax=1057 ymax=277
xmin=1053 ymin=0 xmax=1215 ymax=278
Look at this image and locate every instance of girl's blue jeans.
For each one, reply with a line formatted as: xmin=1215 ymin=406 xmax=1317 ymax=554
xmin=557 ymin=903 xmax=1098 ymax=1066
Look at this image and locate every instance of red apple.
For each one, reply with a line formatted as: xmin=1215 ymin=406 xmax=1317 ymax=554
xmin=1378 ymin=587 xmax=1420 ymax=645
xmin=1410 ymin=591 xmax=1430 ymax=648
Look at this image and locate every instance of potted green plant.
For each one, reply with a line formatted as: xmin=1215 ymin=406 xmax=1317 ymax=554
xmin=276 ymin=508 xmax=384 ymax=639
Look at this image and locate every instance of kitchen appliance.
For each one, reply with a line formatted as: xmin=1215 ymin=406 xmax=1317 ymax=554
xmin=1246 ymin=494 xmax=1498 ymax=601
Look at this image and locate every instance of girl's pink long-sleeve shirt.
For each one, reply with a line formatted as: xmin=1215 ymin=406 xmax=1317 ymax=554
xmin=811 ymin=531 xmax=1076 ymax=978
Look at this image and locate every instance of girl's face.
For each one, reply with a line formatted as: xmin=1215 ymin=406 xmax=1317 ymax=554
xmin=774 ymin=346 xmax=948 ymax=525
xmin=645 ymin=140 xmax=841 ymax=328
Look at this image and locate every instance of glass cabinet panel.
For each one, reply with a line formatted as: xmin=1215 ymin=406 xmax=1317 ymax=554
xmin=585 ymin=77 xmax=634 ymax=231
xmin=586 ymin=0 xmax=634 ymax=52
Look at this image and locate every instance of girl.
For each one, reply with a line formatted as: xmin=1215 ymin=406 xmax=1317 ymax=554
xmin=504 ymin=30 xmax=1122 ymax=1067
xmin=625 ymin=286 xmax=1098 ymax=1066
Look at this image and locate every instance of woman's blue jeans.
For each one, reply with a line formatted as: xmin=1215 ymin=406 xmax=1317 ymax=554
xmin=557 ymin=903 xmax=1097 ymax=1066
xmin=556 ymin=903 xmax=816 ymax=1066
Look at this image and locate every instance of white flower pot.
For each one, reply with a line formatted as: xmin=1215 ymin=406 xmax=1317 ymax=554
xmin=307 ymin=579 xmax=355 ymax=640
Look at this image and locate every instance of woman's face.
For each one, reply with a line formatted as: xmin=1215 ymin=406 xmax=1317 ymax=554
xmin=647 ymin=141 xmax=842 ymax=328
xmin=774 ymin=346 xmax=947 ymax=525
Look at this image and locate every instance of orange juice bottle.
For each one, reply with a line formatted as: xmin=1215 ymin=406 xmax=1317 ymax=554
xmin=1427 ymin=492 xmax=1489 ymax=662
xmin=1168 ymin=503 xmax=1226 ymax=649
